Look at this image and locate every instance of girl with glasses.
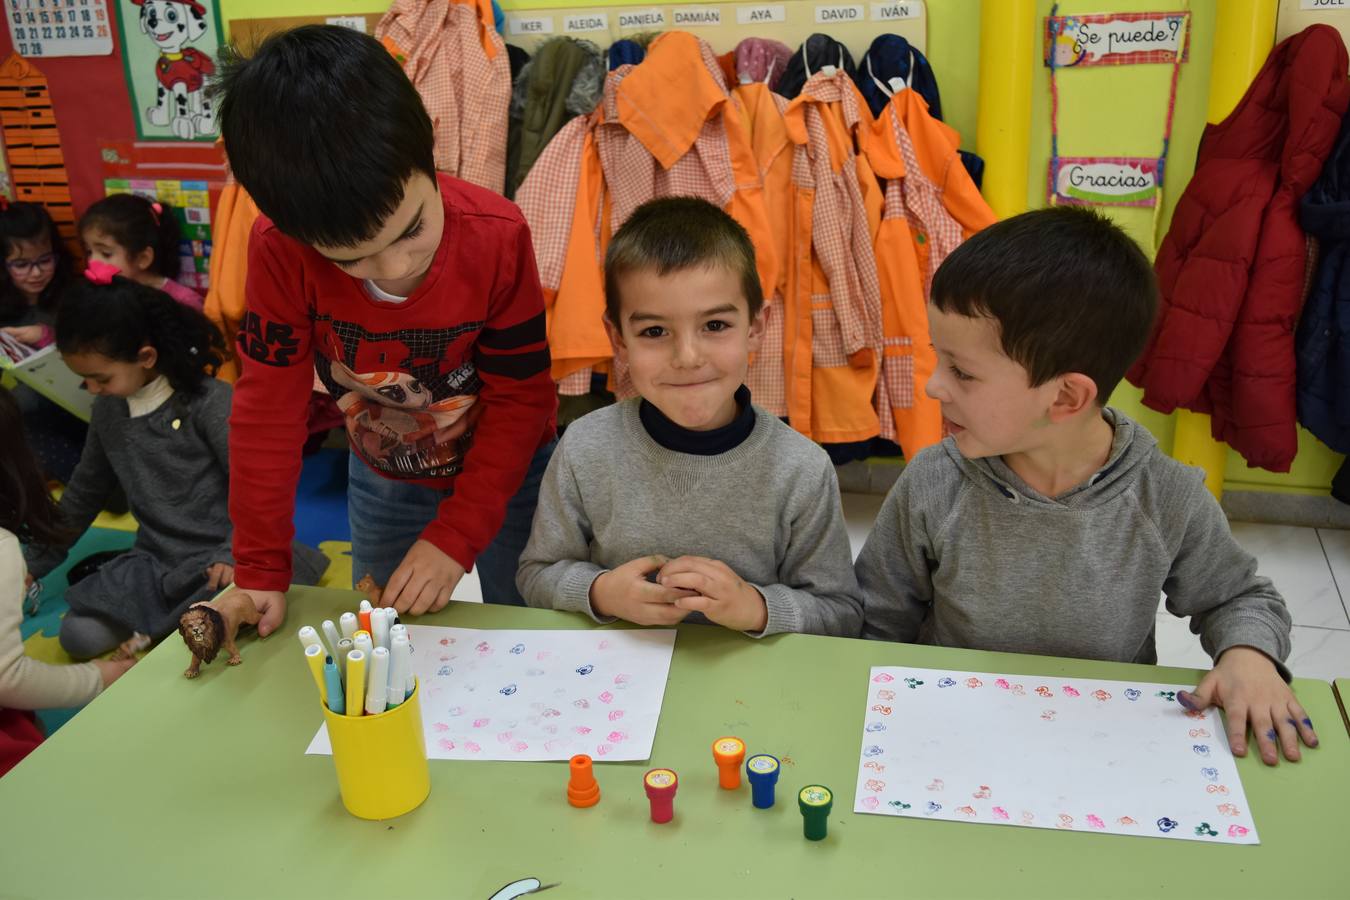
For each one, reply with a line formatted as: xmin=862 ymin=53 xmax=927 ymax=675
xmin=0 ymin=202 xmax=74 ymax=349
xmin=0 ymin=202 xmax=85 ymax=488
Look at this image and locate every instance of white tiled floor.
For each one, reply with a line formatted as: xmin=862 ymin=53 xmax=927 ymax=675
xmin=460 ymin=492 xmax=1350 ymax=683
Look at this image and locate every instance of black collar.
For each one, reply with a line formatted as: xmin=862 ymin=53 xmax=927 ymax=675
xmin=639 ymin=385 xmax=755 ymax=456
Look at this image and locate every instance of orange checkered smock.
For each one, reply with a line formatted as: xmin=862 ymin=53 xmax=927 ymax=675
xmin=782 ymin=71 xmax=884 ymax=445
xmin=377 ymin=0 xmax=510 ymax=193
xmin=517 ymin=32 xmax=778 ymax=400
xmin=862 ymin=87 xmax=996 ymax=458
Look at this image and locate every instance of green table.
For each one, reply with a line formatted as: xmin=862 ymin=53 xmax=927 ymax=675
xmin=1336 ymin=679 xmax=1349 ymax=737
xmin=2 ymin=587 xmax=1346 ymax=900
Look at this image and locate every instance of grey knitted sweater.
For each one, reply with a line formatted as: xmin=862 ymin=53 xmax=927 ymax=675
xmin=517 ymin=400 xmax=864 ymax=637
xmin=28 ymin=378 xmax=237 ymax=578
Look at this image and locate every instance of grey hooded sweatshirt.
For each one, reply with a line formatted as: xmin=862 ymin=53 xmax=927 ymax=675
xmin=856 ymin=409 xmax=1293 ymax=678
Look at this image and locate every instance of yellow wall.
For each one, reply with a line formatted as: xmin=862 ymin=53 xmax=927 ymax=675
xmin=219 ymin=0 xmax=1344 ymax=492
xmin=1027 ymin=0 xmax=1210 ymax=458
xmin=1024 ymin=0 xmax=1343 ymax=492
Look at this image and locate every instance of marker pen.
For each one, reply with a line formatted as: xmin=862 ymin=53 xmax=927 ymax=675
xmin=323 ymin=655 xmax=344 ymax=714
xmin=304 ymin=642 xmax=326 ymax=704
xmin=397 ymin=636 xmax=416 ymax=698
xmin=336 ymin=637 xmax=354 ymax=683
xmin=339 ymin=612 xmax=359 ymax=640
xmin=388 ymin=634 xmax=410 ymax=709
xmin=297 ymin=625 xmax=322 ymax=654
xmin=371 ymin=607 xmax=390 ymax=653
xmin=345 ymin=649 xmax=366 ymax=718
xmin=366 ymin=647 xmax=390 ymax=716
xmin=321 ymin=620 xmax=342 ymax=659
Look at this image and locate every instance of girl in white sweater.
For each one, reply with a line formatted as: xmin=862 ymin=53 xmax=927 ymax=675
xmin=0 ymin=386 xmax=134 ymax=776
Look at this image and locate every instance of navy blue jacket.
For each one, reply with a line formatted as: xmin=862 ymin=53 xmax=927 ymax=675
xmin=1297 ymin=113 xmax=1350 ymax=455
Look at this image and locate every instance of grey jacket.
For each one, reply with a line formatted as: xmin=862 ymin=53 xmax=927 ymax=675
xmin=857 ymin=409 xmax=1293 ymax=678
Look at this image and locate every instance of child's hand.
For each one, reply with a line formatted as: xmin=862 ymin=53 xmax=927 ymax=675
xmin=95 ymin=655 xmax=136 ymax=689
xmin=659 ymin=556 xmax=768 ymax=633
xmin=590 ymin=555 xmax=693 ymax=626
xmin=231 ymin=588 xmax=287 ymax=637
xmin=2 ymin=325 xmax=44 ymax=346
xmin=204 ymin=563 xmax=234 ymax=591
xmin=1178 ymin=646 xmax=1319 ymax=766
xmin=384 ymin=539 xmax=465 ymax=616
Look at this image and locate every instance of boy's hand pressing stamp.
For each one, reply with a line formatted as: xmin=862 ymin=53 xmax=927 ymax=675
xmin=590 ymin=555 xmax=692 ymax=627
xmin=1179 ymin=646 xmax=1319 ymax=766
xmin=659 ymin=556 xmax=768 ymax=633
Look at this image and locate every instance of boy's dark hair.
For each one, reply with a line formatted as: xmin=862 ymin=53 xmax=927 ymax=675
xmin=81 ymin=194 xmax=184 ymax=280
xmin=211 ymin=25 xmax=436 ymax=248
xmin=0 ymin=202 xmax=75 ymax=324
xmin=0 ymin=386 xmax=74 ymax=548
xmin=604 ymin=197 xmax=763 ymax=325
xmin=56 ymin=275 xmax=225 ymax=395
xmin=931 ymin=206 xmax=1158 ymax=403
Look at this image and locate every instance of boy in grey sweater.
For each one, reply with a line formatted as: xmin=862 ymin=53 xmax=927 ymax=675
xmin=857 ymin=207 xmax=1319 ymax=766
xmin=517 ymin=198 xmax=863 ymax=637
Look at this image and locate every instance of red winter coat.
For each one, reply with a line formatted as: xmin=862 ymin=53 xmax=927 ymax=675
xmin=1127 ymin=25 xmax=1350 ymax=472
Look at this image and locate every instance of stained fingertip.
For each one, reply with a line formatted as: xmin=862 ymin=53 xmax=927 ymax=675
xmin=1302 ymin=717 xmax=1314 ymax=729
xmin=1177 ymin=690 xmax=1198 ymax=711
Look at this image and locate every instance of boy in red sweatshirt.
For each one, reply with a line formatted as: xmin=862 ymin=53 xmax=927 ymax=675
xmin=215 ymin=25 xmax=556 ymax=635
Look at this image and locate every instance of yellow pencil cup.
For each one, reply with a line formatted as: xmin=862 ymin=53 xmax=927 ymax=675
xmin=321 ymin=680 xmax=431 ymax=820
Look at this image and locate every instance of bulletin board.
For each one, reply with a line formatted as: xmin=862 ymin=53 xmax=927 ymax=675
xmin=99 ymin=138 xmax=227 ymax=291
xmin=230 ymin=0 xmax=926 ymax=59
xmin=229 ymin=10 xmax=379 ymax=50
xmin=494 ymin=0 xmax=925 ymax=56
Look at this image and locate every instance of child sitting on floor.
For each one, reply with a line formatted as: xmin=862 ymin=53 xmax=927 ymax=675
xmin=856 ymin=207 xmax=1317 ymax=766
xmin=0 ymin=386 xmax=135 ymax=777
xmin=0 ymin=201 xmax=85 ymax=483
xmin=80 ymin=193 xmax=203 ymax=310
xmin=23 ymin=262 xmax=326 ymax=658
xmin=518 ymin=197 xmax=863 ymax=637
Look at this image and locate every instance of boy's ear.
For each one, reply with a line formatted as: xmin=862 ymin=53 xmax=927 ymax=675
xmin=746 ymin=304 xmax=767 ymax=355
xmin=603 ymin=314 xmax=628 ymax=365
xmin=138 ymin=345 xmax=159 ymax=371
xmin=1047 ymin=372 xmax=1099 ymax=423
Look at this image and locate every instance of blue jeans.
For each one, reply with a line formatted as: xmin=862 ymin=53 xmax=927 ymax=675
xmin=347 ymin=439 xmax=556 ymax=606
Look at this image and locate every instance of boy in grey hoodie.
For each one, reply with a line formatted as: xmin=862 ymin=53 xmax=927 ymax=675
xmin=857 ymin=207 xmax=1319 ymax=766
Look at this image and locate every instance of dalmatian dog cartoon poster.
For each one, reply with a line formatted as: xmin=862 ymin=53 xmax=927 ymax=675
xmin=115 ymin=0 xmax=224 ymax=140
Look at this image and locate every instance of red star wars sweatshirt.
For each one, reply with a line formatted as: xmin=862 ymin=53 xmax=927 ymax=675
xmin=229 ymin=174 xmax=557 ymax=591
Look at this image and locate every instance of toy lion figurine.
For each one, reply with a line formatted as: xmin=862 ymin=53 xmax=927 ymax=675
xmin=177 ymin=591 xmax=261 ymax=679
